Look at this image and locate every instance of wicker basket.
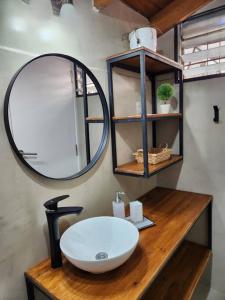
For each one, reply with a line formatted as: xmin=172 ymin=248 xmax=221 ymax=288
xmin=133 ymin=144 xmax=172 ymax=165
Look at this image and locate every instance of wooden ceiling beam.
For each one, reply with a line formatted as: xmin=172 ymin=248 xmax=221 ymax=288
xmin=121 ymin=0 xmax=171 ymax=19
xmin=93 ymin=0 xmax=213 ymax=35
xmin=93 ymin=0 xmax=113 ymax=10
xmin=121 ymin=0 xmax=159 ymax=18
xmin=150 ymin=0 xmax=213 ymax=35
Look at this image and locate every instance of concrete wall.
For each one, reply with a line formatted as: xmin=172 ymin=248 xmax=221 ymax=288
xmin=0 ymin=1 xmax=157 ymax=299
xmin=3 ymin=0 xmax=224 ymax=299
xmin=157 ymin=1 xmax=225 ymax=297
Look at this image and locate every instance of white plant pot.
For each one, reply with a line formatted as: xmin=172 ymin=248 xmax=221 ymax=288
xmin=160 ymin=104 xmax=170 ymax=114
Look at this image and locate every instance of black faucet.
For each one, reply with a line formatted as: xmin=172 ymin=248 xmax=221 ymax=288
xmin=44 ymin=195 xmax=83 ymax=268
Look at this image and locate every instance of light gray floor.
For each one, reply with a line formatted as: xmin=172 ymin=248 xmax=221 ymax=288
xmin=193 ymin=284 xmax=225 ymax=300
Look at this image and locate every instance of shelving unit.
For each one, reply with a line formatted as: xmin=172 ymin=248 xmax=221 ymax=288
xmin=107 ymin=47 xmax=183 ymax=178
xmin=78 ymin=70 xmax=104 ymax=163
xmin=85 ymin=116 xmax=104 ymax=123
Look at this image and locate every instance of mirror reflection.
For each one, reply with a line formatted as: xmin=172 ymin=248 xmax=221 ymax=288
xmin=5 ymin=55 xmax=108 ymax=179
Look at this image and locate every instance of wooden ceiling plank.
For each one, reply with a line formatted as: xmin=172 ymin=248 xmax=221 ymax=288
xmin=150 ymin=0 xmax=213 ymax=35
xmin=93 ymin=0 xmax=113 ymax=10
xmin=121 ymin=0 xmax=173 ymax=19
xmin=94 ymin=0 xmax=213 ymax=35
xmin=121 ymin=0 xmax=158 ymax=19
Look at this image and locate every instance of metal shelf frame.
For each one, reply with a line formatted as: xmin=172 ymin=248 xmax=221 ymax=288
xmin=107 ymin=48 xmax=184 ymax=178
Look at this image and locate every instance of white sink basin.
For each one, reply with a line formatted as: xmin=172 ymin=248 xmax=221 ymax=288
xmin=60 ymin=216 xmax=139 ymax=274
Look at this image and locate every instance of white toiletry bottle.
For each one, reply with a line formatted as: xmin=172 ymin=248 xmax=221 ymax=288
xmin=130 ymin=201 xmax=143 ymax=223
xmin=112 ymin=192 xmax=125 ymax=218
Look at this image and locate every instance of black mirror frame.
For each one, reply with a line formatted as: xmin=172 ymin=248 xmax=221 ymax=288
xmin=4 ymin=53 xmax=109 ymax=180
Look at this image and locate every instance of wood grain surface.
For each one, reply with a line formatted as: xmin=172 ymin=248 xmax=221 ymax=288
xmin=142 ymin=240 xmax=212 ymax=300
xmin=106 ymin=47 xmax=183 ymax=74
xmin=25 ymin=187 xmax=212 ymax=300
xmin=115 ymin=155 xmax=183 ymax=175
xmin=112 ymin=113 xmax=182 ymax=121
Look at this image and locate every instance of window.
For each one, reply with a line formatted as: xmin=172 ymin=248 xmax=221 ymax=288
xmin=75 ymin=66 xmax=98 ymax=97
xmin=178 ymin=6 xmax=225 ymax=80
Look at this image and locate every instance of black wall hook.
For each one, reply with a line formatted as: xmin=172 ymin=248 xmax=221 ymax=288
xmin=213 ymin=105 xmax=219 ymax=123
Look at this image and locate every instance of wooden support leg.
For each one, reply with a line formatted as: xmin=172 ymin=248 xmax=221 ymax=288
xmin=25 ymin=276 xmax=35 ymax=300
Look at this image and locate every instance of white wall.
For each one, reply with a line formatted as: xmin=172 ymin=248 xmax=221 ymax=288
xmin=158 ymin=75 xmax=225 ymax=298
xmin=157 ymin=1 xmax=225 ymax=297
xmin=0 ymin=1 xmax=157 ymax=300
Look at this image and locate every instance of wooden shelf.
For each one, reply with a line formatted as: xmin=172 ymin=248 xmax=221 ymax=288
xmin=25 ymin=188 xmax=212 ymax=300
xmin=113 ymin=113 xmax=182 ymax=123
xmin=107 ymin=47 xmax=183 ymax=74
xmin=142 ymin=241 xmax=212 ymax=300
xmin=115 ymin=155 xmax=183 ymax=176
xmin=85 ymin=116 xmax=104 ymax=123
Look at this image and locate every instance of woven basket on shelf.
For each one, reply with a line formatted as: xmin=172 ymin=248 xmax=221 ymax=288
xmin=133 ymin=144 xmax=172 ymax=165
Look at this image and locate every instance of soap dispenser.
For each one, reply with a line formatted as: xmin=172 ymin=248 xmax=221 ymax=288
xmin=112 ymin=192 xmax=125 ymax=218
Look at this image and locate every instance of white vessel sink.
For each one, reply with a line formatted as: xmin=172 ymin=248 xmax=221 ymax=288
xmin=60 ymin=216 xmax=139 ymax=274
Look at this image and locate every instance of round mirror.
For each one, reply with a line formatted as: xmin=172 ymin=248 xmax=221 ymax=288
xmin=4 ymin=54 xmax=109 ymax=180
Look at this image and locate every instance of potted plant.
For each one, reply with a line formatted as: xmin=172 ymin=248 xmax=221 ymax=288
xmin=157 ymin=83 xmax=175 ymax=114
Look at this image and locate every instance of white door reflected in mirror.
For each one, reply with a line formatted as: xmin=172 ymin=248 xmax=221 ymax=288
xmin=5 ymin=54 xmax=108 ymax=179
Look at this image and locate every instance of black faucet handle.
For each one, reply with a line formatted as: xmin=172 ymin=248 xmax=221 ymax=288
xmin=46 ymin=206 xmax=84 ymax=215
xmin=44 ymin=195 xmax=70 ymax=210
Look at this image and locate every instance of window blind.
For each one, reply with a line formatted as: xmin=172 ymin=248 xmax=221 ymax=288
xmin=180 ymin=7 xmax=225 ymax=79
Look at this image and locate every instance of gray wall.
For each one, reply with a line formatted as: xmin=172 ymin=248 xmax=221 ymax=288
xmin=3 ymin=0 xmax=224 ymax=299
xmin=0 ymin=1 xmax=157 ymax=299
xmin=157 ymin=2 xmax=225 ymax=296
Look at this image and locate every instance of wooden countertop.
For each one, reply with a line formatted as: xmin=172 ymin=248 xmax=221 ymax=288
xmin=25 ymin=187 xmax=212 ymax=300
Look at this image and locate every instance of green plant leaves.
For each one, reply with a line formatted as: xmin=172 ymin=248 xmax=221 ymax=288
xmin=157 ymin=83 xmax=175 ymax=101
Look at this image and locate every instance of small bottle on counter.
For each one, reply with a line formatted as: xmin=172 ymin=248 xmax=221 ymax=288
xmin=129 ymin=201 xmax=143 ymax=223
xmin=112 ymin=192 xmax=125 ymax=218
